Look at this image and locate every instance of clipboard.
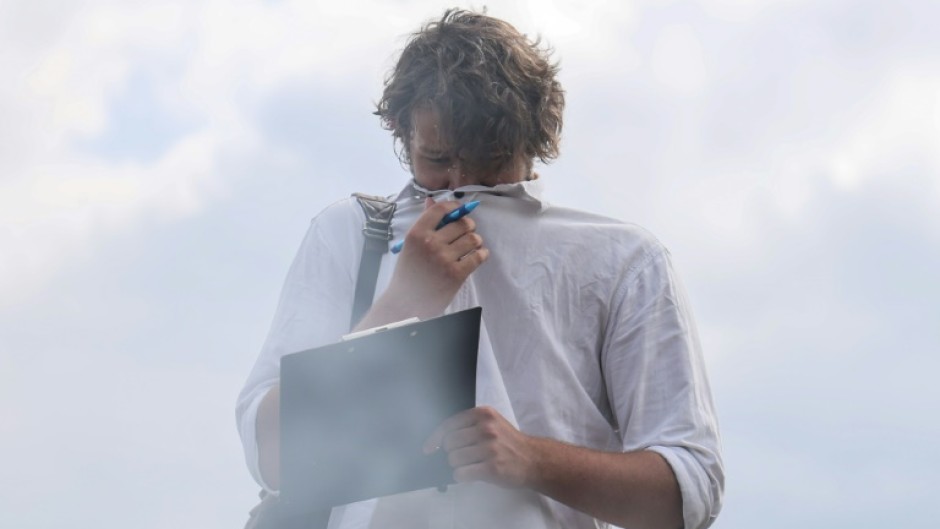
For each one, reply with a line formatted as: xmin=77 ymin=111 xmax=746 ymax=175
xmin=278 ymin=306 xmax=481 ymax=515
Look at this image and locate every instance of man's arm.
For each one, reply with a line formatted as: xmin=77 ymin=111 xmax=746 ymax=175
xmin=253 ymin=199 xmax=488 ymax=490
xmin=424 ymin=406 xmax=683 ymax=529
xmin=529 ymin=439 xmax=682 ymax=529
xmin=354 ymin=199 xmax=488 ymax=331
xmin=425 ymin=248 xmax=721 ymax=529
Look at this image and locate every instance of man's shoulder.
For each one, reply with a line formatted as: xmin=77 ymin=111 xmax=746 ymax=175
xmin=310 ymin=195 xmax=365 ymax=227
xmin=298 ymin=195 xmax=380 ymax=255
xmin=307 ymin=193 xmax=399 ymax=234
xmin=541 ymin=204 xmax=668 ymax=259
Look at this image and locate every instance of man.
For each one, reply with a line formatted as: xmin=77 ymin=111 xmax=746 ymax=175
xmin=238 ymin=9 xmax=723 ymax=529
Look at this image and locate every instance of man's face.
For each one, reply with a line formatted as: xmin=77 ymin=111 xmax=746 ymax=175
xmin=408 ymin=107 xmax=528 ymax=190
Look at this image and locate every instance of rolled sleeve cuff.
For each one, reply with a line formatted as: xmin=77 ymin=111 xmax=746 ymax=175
xmin=646 ymin=445 xmax=723 ymax=529
xmin=237 ymin=386 xmax=278 ymax=493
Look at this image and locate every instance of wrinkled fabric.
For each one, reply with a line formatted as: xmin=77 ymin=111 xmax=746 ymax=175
xmin=236 ymin=178 xmax=724 ymax=529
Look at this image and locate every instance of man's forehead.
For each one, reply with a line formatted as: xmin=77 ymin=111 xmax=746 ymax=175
xmin=411 ymin=108 xmax=451 ymax=154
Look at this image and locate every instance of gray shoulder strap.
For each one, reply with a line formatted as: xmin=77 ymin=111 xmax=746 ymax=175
xmin=350 ymin=193 xmax=396 ymax=330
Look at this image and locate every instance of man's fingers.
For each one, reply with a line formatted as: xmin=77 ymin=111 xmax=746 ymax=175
xmin=413 ymin=200 xmax=461 ymax=232
xmin=447 ymin=444 xmax=486 ymax=468
xmin=437 ymin=215 xmax=476 ymax=243
xmin=423 ymin=409 xmax=478 ymax=454
xmin=444 ymin=232 xmax=484 ymax=261
xmin=442 ymin=425 xmax=484 ymax=452
xmin=453 ymin=463 xmax=489 ymax=484
xmin=457 ymin=246 xmax=490 ymax=269
xmin=426 ymin=407 xmax=518 ymax=486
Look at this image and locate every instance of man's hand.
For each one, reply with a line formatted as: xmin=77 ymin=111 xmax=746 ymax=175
xmin=356 ymin=199 xmax=488 ymax=329
xmin=423 ymin=406 xmax=537 ymax=488
xmin=424 ymin=406 xmax=684 ymax=529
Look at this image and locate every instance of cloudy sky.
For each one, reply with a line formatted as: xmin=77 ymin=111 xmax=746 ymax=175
xmin=1 ymin=0 xmax=938 ymax=527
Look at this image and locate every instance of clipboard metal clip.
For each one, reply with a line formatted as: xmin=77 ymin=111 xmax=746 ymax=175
xmin=341 ymin=317 xmax=420 ymax=341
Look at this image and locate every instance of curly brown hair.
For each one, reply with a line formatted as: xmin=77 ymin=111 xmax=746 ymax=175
xmin=375 ymin=8 xmax=565 ymax=176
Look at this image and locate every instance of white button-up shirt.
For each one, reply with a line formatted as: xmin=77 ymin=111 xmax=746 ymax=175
xmin=237 ymin=179 xmax=723 ymax=529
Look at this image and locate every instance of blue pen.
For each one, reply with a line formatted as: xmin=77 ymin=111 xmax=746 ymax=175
xmin=390 ymin=200 xmax=481 ymax=254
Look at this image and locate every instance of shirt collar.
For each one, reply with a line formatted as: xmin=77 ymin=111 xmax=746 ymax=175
xmin=395 ymin=177 xmax=547 ymax=210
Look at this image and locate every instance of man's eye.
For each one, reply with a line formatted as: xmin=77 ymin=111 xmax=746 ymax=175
xmin=427 ymin=156 xmax=451 ymax=165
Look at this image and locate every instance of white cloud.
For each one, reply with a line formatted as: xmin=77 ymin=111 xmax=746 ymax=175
xmin=699 ymin=0 xmax=811 ymax=23
xmin=0 ymin=128 xmax=233 ymax=310
xmin=651 ymin=23 xmax=709 ymax=97
xmin=0 ymin=0 xmax=420 ymax=308
xmin=828 ymin=69 xmax=940 ymax=199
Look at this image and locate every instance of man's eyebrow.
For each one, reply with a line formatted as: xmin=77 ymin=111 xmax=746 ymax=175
xmin=417 ymin=146 xmax=448 ymax=157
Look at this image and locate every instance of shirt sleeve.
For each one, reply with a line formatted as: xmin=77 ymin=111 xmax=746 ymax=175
xmin=235 ymin=201 xmax=360 ymax=490
xmin=601 ymin=247 xmax=724 ymax=529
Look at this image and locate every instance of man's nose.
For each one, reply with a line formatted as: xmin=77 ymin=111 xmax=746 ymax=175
xmin=447 ymin=160 xmax=466 ymax=190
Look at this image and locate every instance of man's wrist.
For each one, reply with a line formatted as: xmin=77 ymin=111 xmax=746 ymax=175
xmin=353 ymin=291 xmax=417 ymax=331
xmin=522 ymin=434 xmax=552 ymax=491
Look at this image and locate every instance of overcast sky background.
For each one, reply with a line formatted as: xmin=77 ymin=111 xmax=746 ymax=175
xmin=1 ymin=0 xmax=938 ymax=527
